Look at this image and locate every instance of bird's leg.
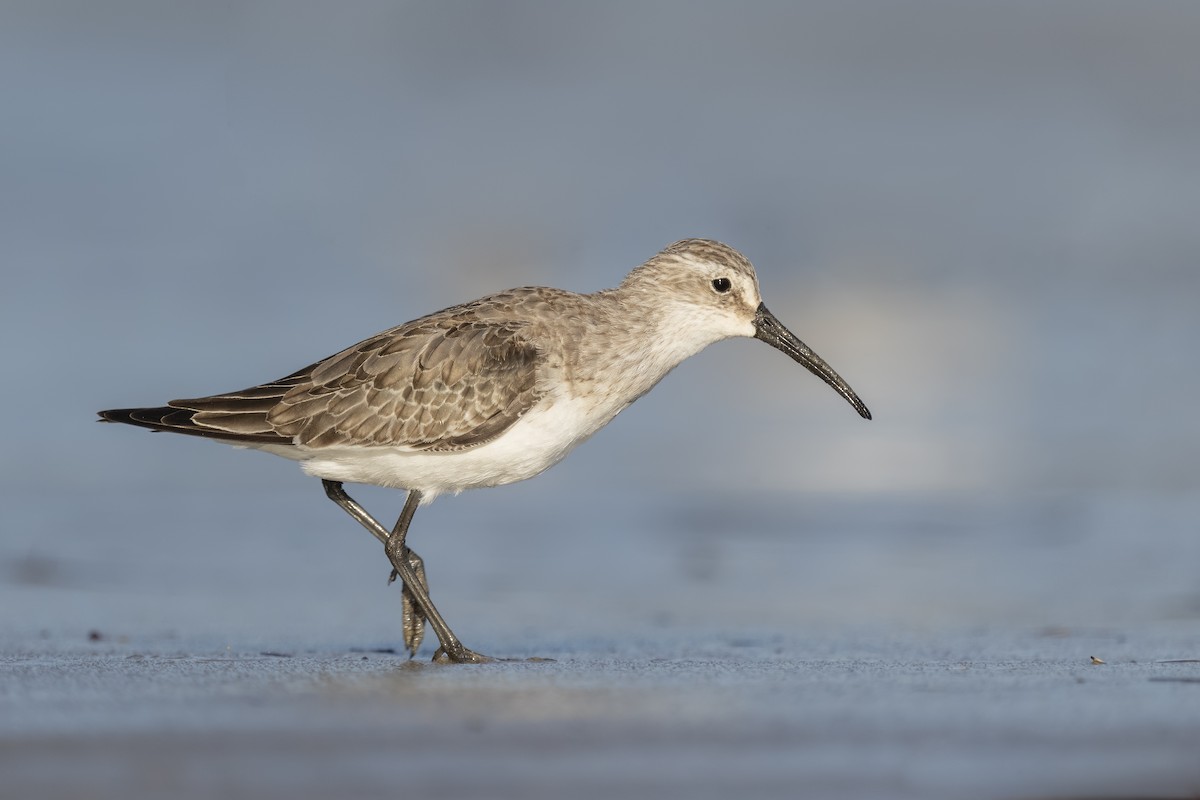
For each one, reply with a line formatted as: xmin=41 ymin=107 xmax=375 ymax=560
xmin=321 ymin=480 xmax=491 ymax=663
xmin=322 ymin=479 xmax=388 ymax=543
xmin=381 ymin=490 xmax=493 ymax=663
xmin=318 ymin=478 xmax=424 ymax=652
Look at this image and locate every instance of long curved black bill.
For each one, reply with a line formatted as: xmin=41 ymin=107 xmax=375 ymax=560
xmin=753 ymin=303 xmax=872 ymax=420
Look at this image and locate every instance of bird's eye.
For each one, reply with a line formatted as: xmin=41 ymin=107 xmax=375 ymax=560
xmin=711 ymin=277 xmax=732 ymax=294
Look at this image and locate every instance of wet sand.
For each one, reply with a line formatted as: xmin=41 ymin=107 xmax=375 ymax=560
xmin=3 ymin=626 xmax=1199 ymax=800
xmin=5 ymin=488 xmax=1200 ymax=799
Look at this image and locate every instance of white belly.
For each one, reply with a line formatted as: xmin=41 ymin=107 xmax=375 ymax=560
xmin=282 ymin=394 xmax=616 ymax=501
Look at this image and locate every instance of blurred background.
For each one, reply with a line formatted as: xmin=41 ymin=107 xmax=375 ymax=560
xmin=2 ymin=1 xmax=1198 ymax=649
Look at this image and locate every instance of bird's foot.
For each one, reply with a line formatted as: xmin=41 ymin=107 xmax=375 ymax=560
xmin=388 ymin=550 xmax=429 ymax=657
xmin=400 ymin=583 xmax=426 ymax=657
xmin=429 ymin=645 xmax=555 ymax=664
xmin=383 ymin=536 xmax=506 ymax=664
xmin=432 ymin=644 xmax=495 ymax=664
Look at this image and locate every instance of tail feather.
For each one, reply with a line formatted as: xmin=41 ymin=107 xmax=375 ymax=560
xmin=97 ymin=403 xmax=291 ymax=445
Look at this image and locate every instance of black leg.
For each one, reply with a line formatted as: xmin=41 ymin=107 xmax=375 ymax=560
xmin=321 ymin=479 xmax=491 ymax=663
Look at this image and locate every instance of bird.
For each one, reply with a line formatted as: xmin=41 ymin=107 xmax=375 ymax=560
xmin=99 ymin=238 xmax=871 ymax=662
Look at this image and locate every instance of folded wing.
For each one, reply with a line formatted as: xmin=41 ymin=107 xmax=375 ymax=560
xmin=99 ymin=319 xmax=544 ymax=452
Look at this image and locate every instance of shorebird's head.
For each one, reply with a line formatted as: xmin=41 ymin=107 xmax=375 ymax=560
xmin=625 ymin=239 xmax=871 ymax=420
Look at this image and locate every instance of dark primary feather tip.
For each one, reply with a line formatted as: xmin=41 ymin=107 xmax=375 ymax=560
xmin=97 ymin=405 xmax=287 ymax=444
xmin=97 ymin=407 xmax=175 ymax=429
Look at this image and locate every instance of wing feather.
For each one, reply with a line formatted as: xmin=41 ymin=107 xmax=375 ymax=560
xmin=267 ymin=320 xmax=542 ymax=451
xmin=100 ymin=292 xmax=552 ymax=451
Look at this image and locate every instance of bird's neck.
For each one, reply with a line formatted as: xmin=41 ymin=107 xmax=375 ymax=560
xmin=561 ymin=287 xmax=722 ymax=407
